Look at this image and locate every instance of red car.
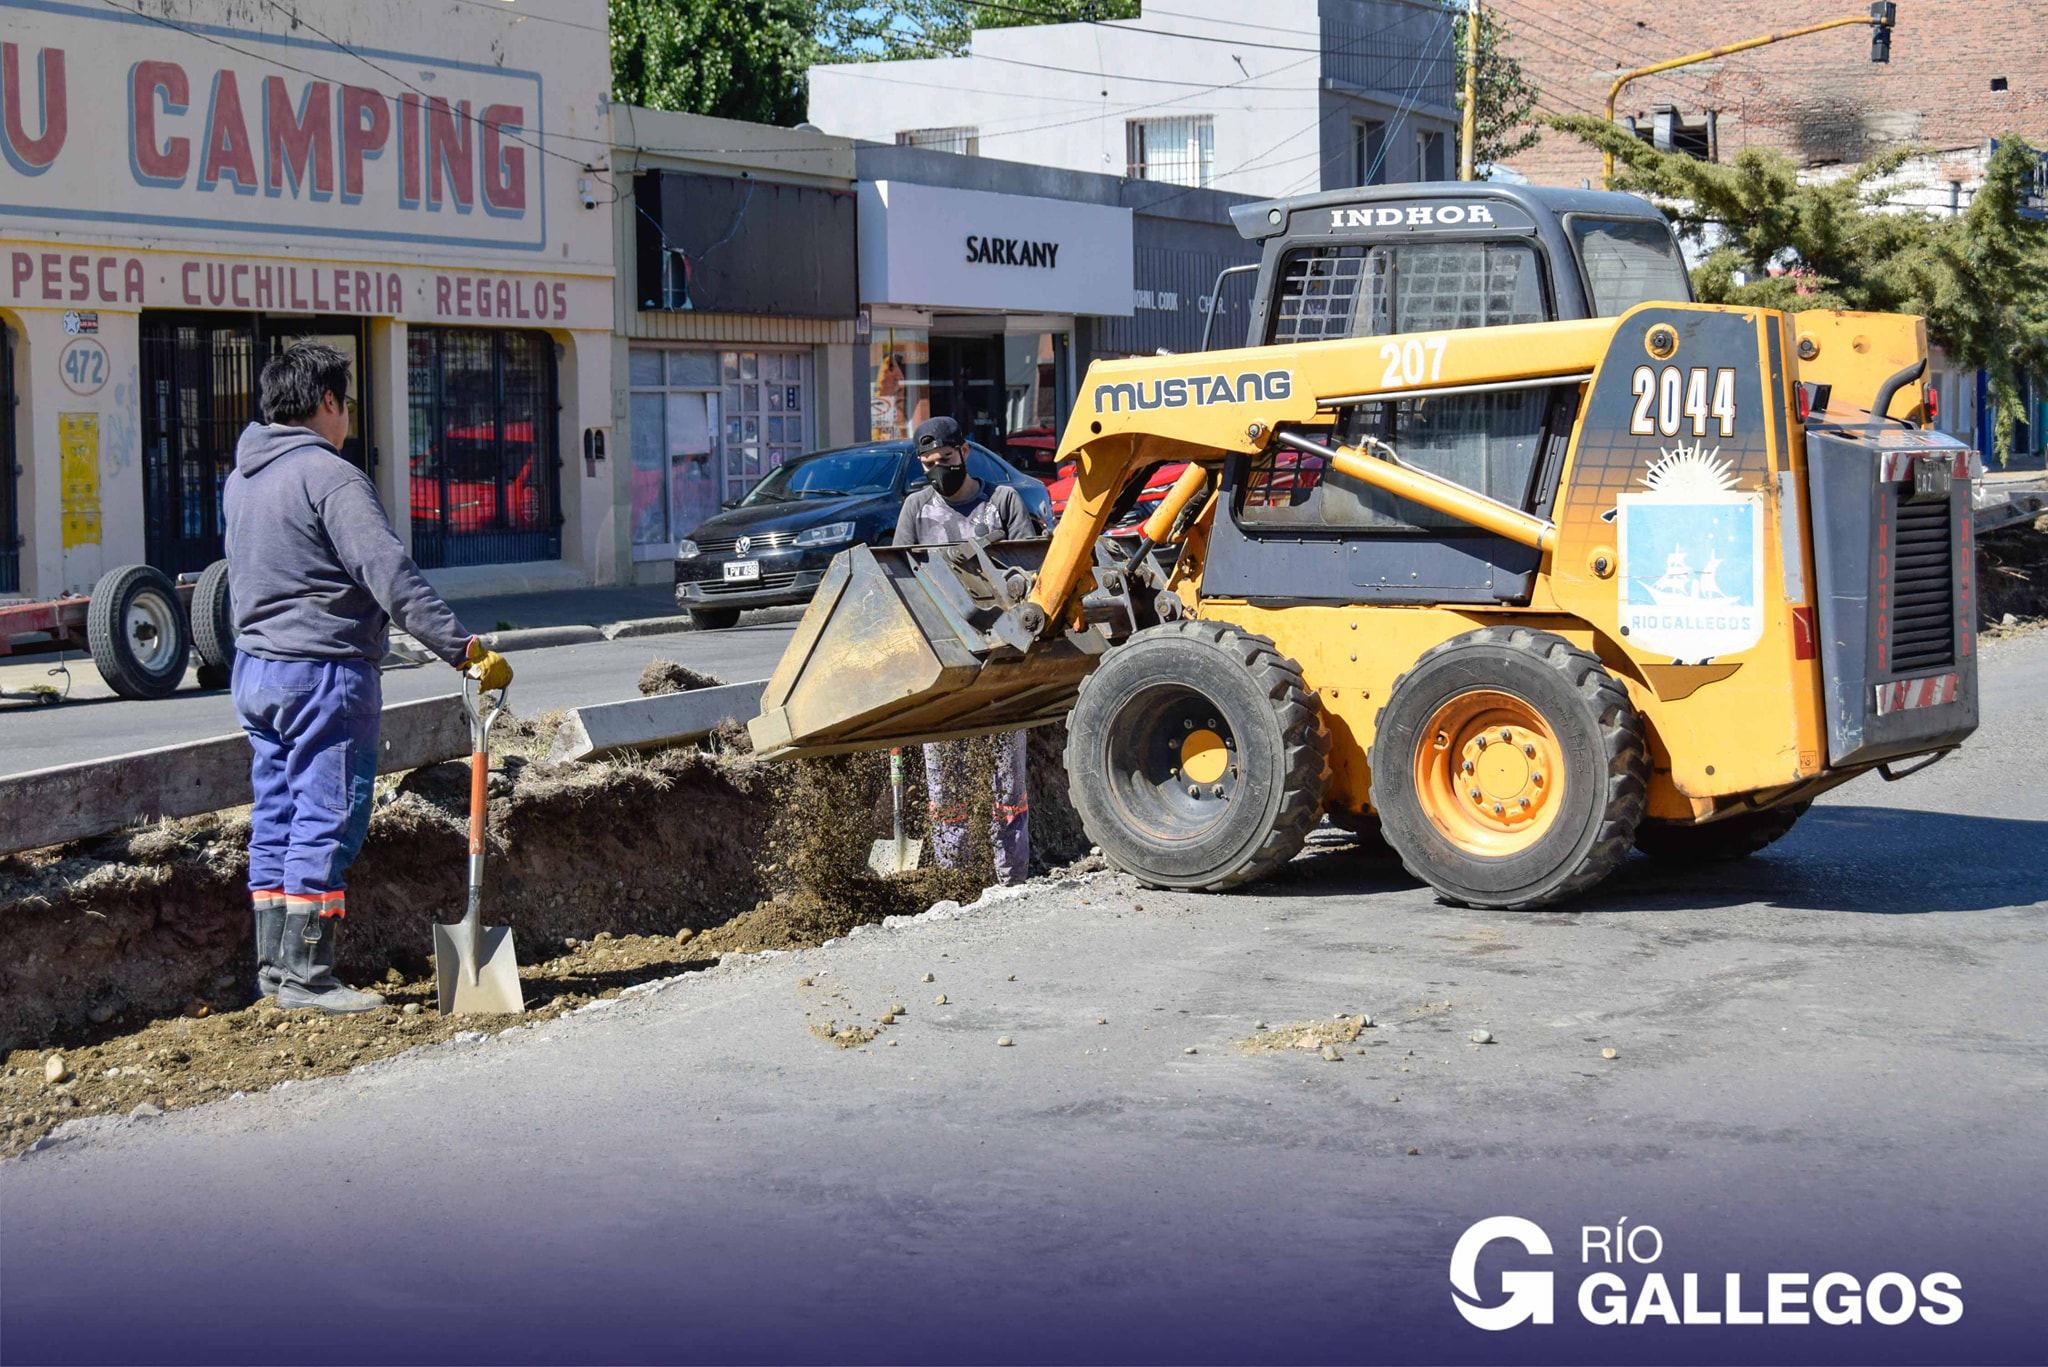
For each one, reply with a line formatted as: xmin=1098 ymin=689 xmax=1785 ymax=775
xmin=1045 ymin=459 xmax=1187 ymax=537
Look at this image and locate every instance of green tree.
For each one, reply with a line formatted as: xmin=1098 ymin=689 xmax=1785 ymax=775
xmin=812 ymin=1 xmax=1139 ymax=64
xmin=1554 ymin=116 xmax=2048 ymax=459
xmin=1452 ymin=3 xmax=1542 ymax=172
xmin=610 ymin=0 xmax=814 ymax=125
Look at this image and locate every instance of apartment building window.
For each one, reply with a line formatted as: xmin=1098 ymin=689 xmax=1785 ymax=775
xmin=896 ymin=126 xmax=981 ymax=156
xmin=1418 ymin=129 xmax=1448 ymax=181
xmin=1352 ymin=119 xmax=1387 ymax=186
xmin=1126 ymin=116 xmax=1214 ymax=188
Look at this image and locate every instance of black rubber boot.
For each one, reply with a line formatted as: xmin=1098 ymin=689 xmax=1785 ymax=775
xmin=276 ymin=897 xmax=386 ymax=1014
xmin=253 ymin=892 xmax=286 ymax=998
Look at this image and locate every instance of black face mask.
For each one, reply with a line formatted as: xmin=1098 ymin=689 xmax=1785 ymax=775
xmin=932 ymin=461 xmax=968 ymax=497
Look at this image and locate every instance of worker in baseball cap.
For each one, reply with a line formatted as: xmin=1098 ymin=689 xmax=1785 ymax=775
xmin=224 ymin=341 xmax=512 ymax=1013
xmin=894 ymin=416 xmax=1039 ymax=884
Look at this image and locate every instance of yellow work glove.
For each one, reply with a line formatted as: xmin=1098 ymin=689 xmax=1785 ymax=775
xmin=464 ymin=637 xmax=514 ymax=692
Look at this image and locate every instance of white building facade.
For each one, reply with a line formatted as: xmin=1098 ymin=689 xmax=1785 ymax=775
xmin=806 ymin=0 xmax=1459 ymax=202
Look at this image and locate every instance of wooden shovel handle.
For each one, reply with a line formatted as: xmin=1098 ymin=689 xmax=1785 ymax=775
xmin=469 ymin=749 xmax=488 ymax=857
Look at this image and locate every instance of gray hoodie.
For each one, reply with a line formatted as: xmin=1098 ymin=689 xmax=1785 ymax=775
xmin=223 ymin=424 xmax=472 ymax=667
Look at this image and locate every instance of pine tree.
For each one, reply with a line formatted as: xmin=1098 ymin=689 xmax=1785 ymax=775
xmin=1555 ymin=116 xmax=2048 ymax=459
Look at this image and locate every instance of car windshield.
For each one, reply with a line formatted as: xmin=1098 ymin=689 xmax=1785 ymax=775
xmin=741 ymin=448 xmax=904 ymax=505
xmin=1570 ymin=217 xmax=1694 ymax=316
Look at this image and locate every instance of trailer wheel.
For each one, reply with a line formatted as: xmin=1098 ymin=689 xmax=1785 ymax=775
xmin=1635 ymin=801 xmax=1809 ymax=864
xmin=86 ymin=565 xmax=191 ymax=700
xmin=191 ymin=559 xmax=235 ymax=670
xmin=1371 ymin=628 xmax=1648 ymax=909
xmin=1065 ymin=619 xmax=1329 ymax=891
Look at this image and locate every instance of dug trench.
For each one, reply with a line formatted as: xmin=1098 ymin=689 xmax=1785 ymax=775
xmin=0 ymin=696 xmax=1091 ymax=1158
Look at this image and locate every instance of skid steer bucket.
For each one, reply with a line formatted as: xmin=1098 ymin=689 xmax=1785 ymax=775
xmin=748 ymin=539 xmax=1109 ymax=760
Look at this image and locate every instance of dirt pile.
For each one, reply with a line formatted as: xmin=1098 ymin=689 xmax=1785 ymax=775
xmin=1 ymin=712 xmax=1088 ymax=1154
xmin=1980 ymin=515 xmax=2048 ymax=635
xmin=638 ymin=660 xmax=725 ymax=695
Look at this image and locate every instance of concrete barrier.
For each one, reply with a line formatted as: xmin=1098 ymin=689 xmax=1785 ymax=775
xmin=0 ymin=694 xmax=469 ymax=857
xmin=548 ymin=680 xmax=768 ymax=763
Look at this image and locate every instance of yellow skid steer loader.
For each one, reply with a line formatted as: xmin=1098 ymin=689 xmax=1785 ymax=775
xmin=750 ymin=184 xmax=1978 ymax=908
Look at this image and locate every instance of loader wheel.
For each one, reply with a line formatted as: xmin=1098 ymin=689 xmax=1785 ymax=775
xmin=86 ymin=564 xmax=191 ymax=700
xmin=191 ymin=558 xmax=235 ymax=670
xmin=1634 ymin=801 xmax=1809 ymax=864
xmin=1066 ymin=619 xmax=1329 ymax=891
xmin=687 ymin=607 xmax=741 ymax=631
xmin=1371 ymin=628 xmax=1648 ymax=909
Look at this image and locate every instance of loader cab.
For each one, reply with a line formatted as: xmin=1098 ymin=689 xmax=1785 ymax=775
xmin=1202 ymin=186 xmax=1691 ymax=608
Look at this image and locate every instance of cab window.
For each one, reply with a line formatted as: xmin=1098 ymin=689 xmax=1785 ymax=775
xmin=1569 ymin=217 xmax=1693 ymax=316
xmin=1238 ymin=384 xmax=1570 ymax=534
xmin=1268 ymin=240 xmax=1549 ymax=344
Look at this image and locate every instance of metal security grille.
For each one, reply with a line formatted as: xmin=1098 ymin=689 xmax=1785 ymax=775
xmin=1 ymin=324 xmax=17 ymax=593
xmin=408 ymin=327 xmax=561 ymax=569
xmin=140 ymin=314 xmax=259 ymax=576
xmin=1887 ymin=488 xmax=1956 ymax=674
xmin=896 ymin=126 xmax=980 ymax=156
xmin=1126 ymin=116 xmax=1214 ymax=188
xmin=1270 ymin=243 xmax=1546 ymax=343
xmin=722 ymin=350 xmax=809 ymax=504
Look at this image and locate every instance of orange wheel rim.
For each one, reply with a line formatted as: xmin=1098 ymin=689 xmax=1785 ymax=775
xmin=1411 ymin=690 xmax=1562 ymax=856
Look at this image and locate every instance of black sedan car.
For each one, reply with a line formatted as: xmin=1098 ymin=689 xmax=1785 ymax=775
xmin=673 ymin=440 xmax=1054 ymax=629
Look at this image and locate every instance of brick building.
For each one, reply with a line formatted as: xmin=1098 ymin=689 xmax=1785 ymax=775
xmin=1487 ymin=0 xmax=2048 ymax=187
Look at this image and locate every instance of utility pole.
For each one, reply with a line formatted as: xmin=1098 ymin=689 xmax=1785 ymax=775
xmin=1603 ymin=4 xmax=1898 ymax=187
xmin=1459 ymin=0 xmax=1479 ymax=181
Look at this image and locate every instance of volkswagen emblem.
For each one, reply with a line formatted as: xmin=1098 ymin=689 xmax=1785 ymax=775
xmin=735 ymin=536 xmax=751 ymax=558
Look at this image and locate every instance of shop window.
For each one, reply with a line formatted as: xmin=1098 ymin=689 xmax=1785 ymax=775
xmin=139 ymin=315 xmax=260 ymax=576
xmin=1126 ymin=116 xmax=1214 ymax=188
xmin=627 ymin=347 xmax=724 ymax=556
xmin=1 ymin=324 xmax=16 ymax=592
xmin=870 ymin=328 xmax=931 ymax=442
xmin=407 ymin=328 xmax=561 ymax=569
xmin=896 ymin=126 xmax=980 ymax=157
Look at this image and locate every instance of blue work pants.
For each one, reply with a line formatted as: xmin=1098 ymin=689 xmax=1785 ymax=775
xmin=233 ymin=655 xmax=381 ymax=901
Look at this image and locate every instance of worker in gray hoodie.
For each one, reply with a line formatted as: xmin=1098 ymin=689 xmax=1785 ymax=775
xmin=224 ymin=342 xmax=511 ymax=1013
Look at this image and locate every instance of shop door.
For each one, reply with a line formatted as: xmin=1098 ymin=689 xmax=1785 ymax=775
xmin=2 ymin=323 xmax=17 ymax=593
xmin=262 ymin=317 xmax=373 ymax=472
xmin=140 ymin=314 xmax=259 ymax=576
xmin=928 ymin=336 xmax=1005 ymax=449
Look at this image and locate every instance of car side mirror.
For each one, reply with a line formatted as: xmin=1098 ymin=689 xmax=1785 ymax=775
xmin=720 ymin=498 xmax=740 ymax=509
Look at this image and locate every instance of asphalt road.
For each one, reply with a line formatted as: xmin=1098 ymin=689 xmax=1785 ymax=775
xmin=0 ymin=616 xmax=800 ymax=777
xmin=3 ymin=633 xmax=2044 ymax=1365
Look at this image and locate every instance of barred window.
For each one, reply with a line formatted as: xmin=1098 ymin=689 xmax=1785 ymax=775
xmin=1569 ymin=217 xmax=1692 ymax=316
xmin=1269 ymin=241 xmax=1548 ymax=344
xmin=896 ymin=126 xmax=980 ymax=157
xmin=1126 ymin=116 xmax=1214 ymax=188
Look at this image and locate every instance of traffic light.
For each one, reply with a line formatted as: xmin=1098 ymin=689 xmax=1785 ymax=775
xmin=1870 ymin=2 xmax=1896 ymax=63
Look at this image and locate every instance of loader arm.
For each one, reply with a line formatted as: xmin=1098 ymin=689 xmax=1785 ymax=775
xmin=1025 ymin=319 xmax=1613 ymax=626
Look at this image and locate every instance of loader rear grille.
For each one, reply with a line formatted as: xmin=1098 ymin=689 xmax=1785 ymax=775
xmin=1885 ymin=487 xmax=1955 ymax=674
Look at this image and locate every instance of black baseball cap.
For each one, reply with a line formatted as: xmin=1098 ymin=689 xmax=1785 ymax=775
xmin=913 ymin=416 xmax=965 ymax=453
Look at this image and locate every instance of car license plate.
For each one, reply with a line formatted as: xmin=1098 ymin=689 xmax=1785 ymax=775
xmin=723 ymin=560 xmax=761 ymax=582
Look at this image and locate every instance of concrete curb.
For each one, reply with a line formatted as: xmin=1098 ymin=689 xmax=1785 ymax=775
xmin=480 ymin=625 xmax=605 ymax=651
xmin=600 ymin=615 xmax=697 ymax=640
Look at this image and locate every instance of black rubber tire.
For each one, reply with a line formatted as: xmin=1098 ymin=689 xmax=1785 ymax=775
xmin=86 ymin=564 xmax=191 ymax=700
xmin=1065 ymin=618 xmax=1330 ymax=891
xmin=688 ymin=607 xmax=742 ymax=631
xmin=194 ymin=661 xmax=232 ymax=691
xmin=191 ymin=558 xmax=235 ymax=669
xmin=1370 ymin=627 xmax=1648 ymax=909
xmin=1635 ymin=801 xmax=1809 ymax=863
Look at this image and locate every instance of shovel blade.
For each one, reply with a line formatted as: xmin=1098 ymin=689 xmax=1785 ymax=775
xmin=434 ymin=922 xmax=526 ymax=1015
xmin=867 ymin=836 xmax=924 ymax=877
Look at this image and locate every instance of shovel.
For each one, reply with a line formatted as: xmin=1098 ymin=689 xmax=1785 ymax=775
xmin=435 ymin=675 xmax=526 ymax=1015
xmin=867 ymin=747 xmax=924 ymax=877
